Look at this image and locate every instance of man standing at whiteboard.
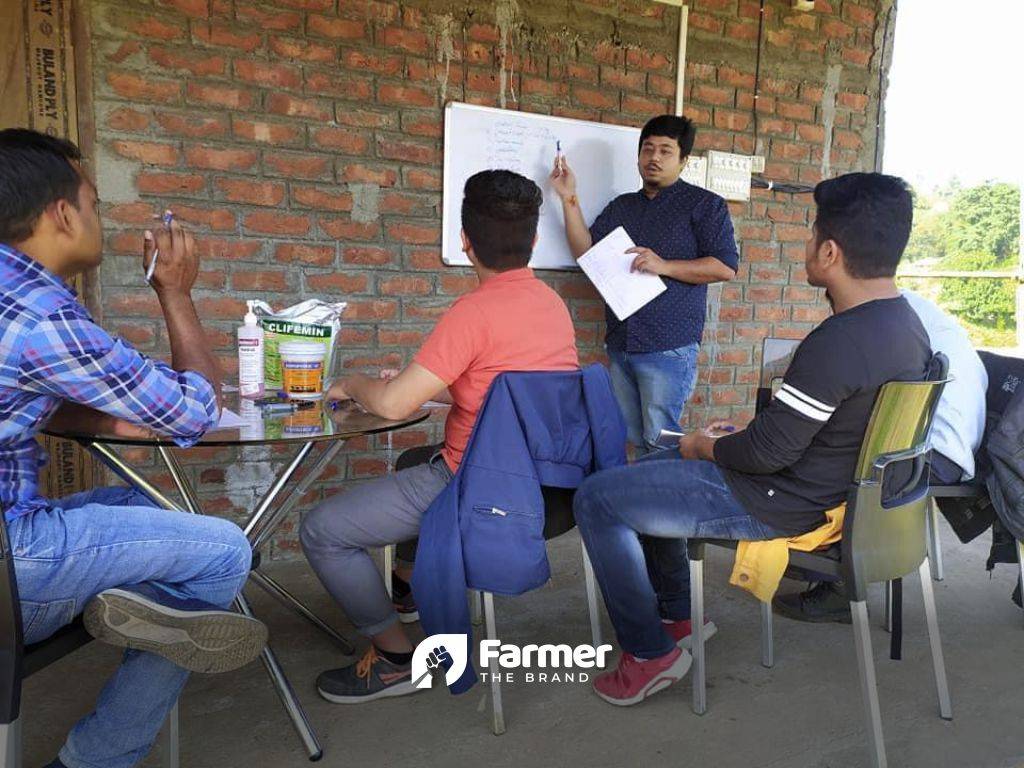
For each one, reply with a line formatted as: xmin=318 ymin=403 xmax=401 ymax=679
xmin=551 ymin=114 xmax=738 ymax=454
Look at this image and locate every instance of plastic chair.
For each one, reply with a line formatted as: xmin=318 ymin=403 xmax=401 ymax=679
xmin=0 ymin=515 xmax=179 ymax=767
xmin=688 ymin=356 xmax=952 ymax=768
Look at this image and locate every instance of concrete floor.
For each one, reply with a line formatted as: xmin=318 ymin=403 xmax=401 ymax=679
xmin=22 ymin=522 xmax=1024 ymax=768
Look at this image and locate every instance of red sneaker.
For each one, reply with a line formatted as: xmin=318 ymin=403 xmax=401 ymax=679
xmin=592 ymin=646 xmax=692 ymax=706
xmin=664 ymin=618 xmax=718 ymax=649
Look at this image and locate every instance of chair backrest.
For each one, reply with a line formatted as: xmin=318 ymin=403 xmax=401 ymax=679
xmin=0 ymin=516 xmax=25 ymax=726
xmin=756 ymin=338 xmax=800 ymax=414
xmin=841 ymin=354 xmax=950 ymax=599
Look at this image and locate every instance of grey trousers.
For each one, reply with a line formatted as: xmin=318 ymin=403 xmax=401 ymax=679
xmin=300 ymin=455 xmax=452 ymax=636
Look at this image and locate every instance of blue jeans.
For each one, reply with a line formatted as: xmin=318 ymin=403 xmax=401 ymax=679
xmin=573 ymin=452 xmax=784 ymax=659
xmin=8 ymin=487 xmax=252 ymax=768
xmin=607 ymin=343 xmax=699 ymax=453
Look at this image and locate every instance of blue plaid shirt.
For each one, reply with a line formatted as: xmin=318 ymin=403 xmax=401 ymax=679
xmin=0 ymin=243 xmax=218 ymax=521
xmin=589 ymin=180 xmax=739 ymax=353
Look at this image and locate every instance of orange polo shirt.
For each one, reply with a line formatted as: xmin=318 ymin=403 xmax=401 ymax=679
xmin=414 ymin=267 xmax=579 ymax=472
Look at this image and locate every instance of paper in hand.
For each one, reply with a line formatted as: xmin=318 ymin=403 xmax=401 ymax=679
xmin=577 ymin=227 xmax=667 ymax=321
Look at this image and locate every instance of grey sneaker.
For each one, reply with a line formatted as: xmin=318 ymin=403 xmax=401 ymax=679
xmin=316 ymin=647 xmax=421 ymax=704
xmin=83 ymin=588 xmax=267 ymax=673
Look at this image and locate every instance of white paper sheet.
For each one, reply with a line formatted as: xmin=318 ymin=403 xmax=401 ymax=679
xmin=577 ymin=227 xmax=666 ymax=321
xmin=216 ymin=408 xmax=245 ymax=429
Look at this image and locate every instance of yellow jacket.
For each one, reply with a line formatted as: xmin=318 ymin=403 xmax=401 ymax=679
xmin=729 ymin=504 xmax=846 ymax=603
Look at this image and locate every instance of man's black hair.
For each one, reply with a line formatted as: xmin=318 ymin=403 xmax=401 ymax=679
xmin=461 ymin=170 xmax=542 ymax=271
xmin=638 ymin=114 xmax=696 ymax=158
xmin=813 ymin=172 xmax=914 ymax=279
xmin=0 ymin=128 xmax=84 ymax=243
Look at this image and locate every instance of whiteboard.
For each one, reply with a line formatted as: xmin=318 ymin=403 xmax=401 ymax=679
xmin=442 ymin=102 xmax=643 ymax=271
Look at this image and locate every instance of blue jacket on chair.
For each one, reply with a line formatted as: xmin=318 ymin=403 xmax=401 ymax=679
xmin=412 ymin=364 xmax=626 ymax=693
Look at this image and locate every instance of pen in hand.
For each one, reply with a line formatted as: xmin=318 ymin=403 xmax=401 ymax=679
xmin=145 ymin=210 xmax=174 ymax=284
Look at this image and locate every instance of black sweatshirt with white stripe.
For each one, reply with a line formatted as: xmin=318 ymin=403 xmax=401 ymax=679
xmin=713 ymin=296 xmax=931 ymax=536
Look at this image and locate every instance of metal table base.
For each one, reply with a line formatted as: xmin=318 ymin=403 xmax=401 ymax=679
xmin=83 ymin=438 xmax=355 ymax=762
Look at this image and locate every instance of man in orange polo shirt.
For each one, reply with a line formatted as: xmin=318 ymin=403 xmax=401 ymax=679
xmin=301 ymin=170 xmax=579 ymax=704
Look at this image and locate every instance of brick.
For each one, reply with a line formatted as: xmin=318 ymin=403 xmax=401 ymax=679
xmin=338 ymin=327 xmax=374 ymax=346
xmin=336 ymin=109 xmax=397 ymax=130
xmin=440 ymin=275 xmax=478 ymax=295
xmin=744 ymin=244 xmax=779 ymax=262
xmin=624 ymin=49 xmax=671 ymax=74
xmin=404 ymin=169 xmax=441 ymax=190
xmin=184 ymin=145 xmax=258 ymax=172
xmin=407 ymin=248 xmax=441 ymax=270
xmin=688 ymin=11 xmax=724 ymax=34
xmin=275 ymin=243 xmax=334 ymax=266
xmin=267 ymin=92 xmax=332 ymax=121
xmin=376 ymin=136 xmax=440 ymax=165
xmin=379 ymin=276 xmax=432 ymax=296
xmin=646 ymin=74 xmax=676 ymax=98
xmin=345 ymin=300 xmax=398 ymax=321
xmin=269 ymin=36 xmax=336 ymax=63
xmin=343 ymin=247 xmax=394 ymax=266
xmin=112 ymin=140 xmax=179 ymax=166
xmin=725 ymin=20 xmax=759 ymax=42
xmin=244 ymin=211 xmax=311 ymax=236
xmin=272 ymin=0 xmax=333 ymax=9
xmin=574 ymin=87 xmax=618 ymax=110
xmin=718 ymin=66 xmax=755 ymax=89
xmin=107 ymin=12 xmax=188 ymax=41
xmin=311 ymin=128 xmax=371 ymax=154
xmin=234 ymin=5 xmax=301 ymax=30
xmin=834 ymin=130 xmax=864 ymax=150
xmin=216 ymin=177 xmax=285 ymax=206
xmin=292 ymin=186 xmax=353 ymax=212
xmin=305 ymin=71 xmax=373 ymax=100
xmin=600 ymin=66 xmax=646 ymax=92
xmin=842 ymin=47 xmax=872 ymax=67
xmin=792 ymin=305 xmax=829 ymax=323
xmin=776 ymin=101 xmax=815 ymax=122
xmin=307 ymin=273 xmax=370 ymax=293
xmin=233 ymin=119 xmax=303 ymax=145
xmin=797 ymin=123 xmax=826 ymax=143
xmin=157 ymin=0 xmax=209 ymax=17
xmin=154 ymin=111 xmax=228 ymax=138
xmin=386 ymin=222 xmax=439 ymax=245
xmin=340 ymin=163 xmax=398 ymax=187
xmin=149 ymin=47 xmax=226 ymax=76
xmin=233 ymin=60 xmax=301 ymax=89
xmin=263 ymin=151 xmax=331 ymax=180
xmin=195 ymin=237 xmax=262 ymax=260
xmin=379 ymin=26 xmax=428 ymax=53
xmin=192 ymin=23 xmax=262 ymax=51
xmin=623 ymin=94 xmax=668 ymax=115
xmin=713 ymin=108 xmax=751 ymax=131
xmin=758 ymin=117 xmax=795 ymax=136
xmin=843 ymin=4 xmax=876 ymax=27
xmin=233 ymin=270 xmax=289 ymax=291
xmin=379 ymin=191 xmax=435 ymax=217
xmin=837 ymin=92 xmax=870 ymax=111
xmin=102 ymin=41 xmax=142 ymax=65
xmin=340 ymin=49 xmax=403 ymax=77
xmin=105 ymin=202 xmax=157 ymax=224
xmin=105 ymin=107 xmax=150 ymax=132
xmin=321 ymin=217 xmax=380 ymax=241
xmin=172 ymin=204 xmax=236 ymax=230
xmin=106 ymin=292 xmax=162 ymax=316
xmin=308 ymin=14 xmax=366 ymax=40
xmin=107 ymin=71 xmax=180 ymax=103
xmin=692 ymin=84 xmax=734 ymax=107
xmin=783 ymin=285 xmax=820 ymax=303
xmin=466 ymin=68 xmax=501 ymax=94
xmin=186 ymin=82 xmax=257 ymax=110
xmin=137 ymin=171 xmax=205 ymax=196
xmin=378 ymin=83 xmax=435 ymax=108
xmin=195 ymin=296 xmax=247 ymax=319
xmin=821 ymin=19 xmax=855 ymax=39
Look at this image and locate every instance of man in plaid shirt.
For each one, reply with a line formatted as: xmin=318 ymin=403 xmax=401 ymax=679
xmin=0 ymin=129 xmax=265 ymax=768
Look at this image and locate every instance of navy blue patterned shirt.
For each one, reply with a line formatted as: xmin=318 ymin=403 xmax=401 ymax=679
xmin=589 ymin=180 xmax=739 ymax=353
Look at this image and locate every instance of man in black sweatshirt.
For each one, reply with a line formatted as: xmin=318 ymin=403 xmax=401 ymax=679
xmin=573 ymin=172 xmax=931 ymax=707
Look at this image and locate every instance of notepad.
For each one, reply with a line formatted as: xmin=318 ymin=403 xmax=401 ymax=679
xmin=577 ymin=227 xmax=666 ymax=321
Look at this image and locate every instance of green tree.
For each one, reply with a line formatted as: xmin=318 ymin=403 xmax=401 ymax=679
xmin=944 ymin=183 xmax=1020 ymax=264
xmin=938 ymin=251 xmax=1016 ymax=328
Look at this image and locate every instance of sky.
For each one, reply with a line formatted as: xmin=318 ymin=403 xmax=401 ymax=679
xmin=883 ymin=0 xmax=1024 ymax=192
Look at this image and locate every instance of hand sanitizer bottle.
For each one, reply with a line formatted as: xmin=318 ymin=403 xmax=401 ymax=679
xmin=238 ymin=300 xmax=265 ymax=398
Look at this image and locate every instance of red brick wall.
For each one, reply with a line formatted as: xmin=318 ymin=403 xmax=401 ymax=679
xmin=86 ymin=0 xmax=890 ymax=556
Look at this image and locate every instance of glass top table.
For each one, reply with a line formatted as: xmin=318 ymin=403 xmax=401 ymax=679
xmin=44 ymin=396 xmax=431 ymax=760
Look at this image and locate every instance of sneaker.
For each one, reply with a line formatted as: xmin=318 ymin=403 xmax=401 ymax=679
xmin=391 ymin=572 xmax=419 ymax=624
xmin=592 ymin=646 xmax=692 ymax=706
xmin=316 ymin=646 xmax=421 ymax=704
xmin=664 ymin=618 xmax=718 ymax=649
xmin=773 ymin=581 xmax=852 ymax=624
xmin=83 ymin=588 xmax=267 ymax=674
